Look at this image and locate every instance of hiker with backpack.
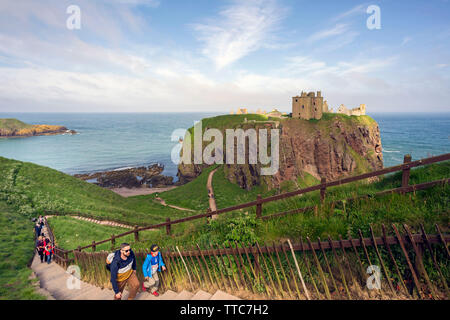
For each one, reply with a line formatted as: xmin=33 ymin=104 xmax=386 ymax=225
xmin=34 ymin=222 xmax=42 ymax=237
xmin=142 ymin=244 xmax=166 ymax=297
xmin=106 ymin=243 xmax=139 ymax=300
xmin=36 ymin=235 xmax=47 ymax=263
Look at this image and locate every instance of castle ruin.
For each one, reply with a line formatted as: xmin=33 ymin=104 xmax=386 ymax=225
xmin=336 ymin=104 xmax=366 ymax=116
xmin=292 ymin=91 xmax=366 ymax=119
xmin=292 ymin=91 xmax=327 ymax=120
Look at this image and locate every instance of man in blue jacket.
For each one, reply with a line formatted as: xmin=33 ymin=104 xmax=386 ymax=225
xmin=110 ymin=243 xmax=139 ymax=300
xmin=142 ymin=244 xmax=166 ymax=297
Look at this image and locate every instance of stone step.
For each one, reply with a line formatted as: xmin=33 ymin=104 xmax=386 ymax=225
xmin=159 ymin=289 xmax=178 ymax=300
xmin=191 ymin=290 xmax=213 ymax=300
xmin=210 ymin=290 xmax=241 ymax=300
xmin=174 ymin=290 xmax=194 ymax=300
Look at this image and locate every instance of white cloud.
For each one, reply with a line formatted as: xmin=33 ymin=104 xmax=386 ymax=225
xmin=331 ymin=4 xmax=367 ymax=22
xmin=193 ymin=0 xmax=286 ymax=70
xmin=401 ymin=36 xmax=412 ymax=46
xmin=307 ymin=23 xmax=349 ymax=43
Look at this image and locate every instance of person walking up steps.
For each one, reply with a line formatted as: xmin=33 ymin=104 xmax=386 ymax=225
xmin=142 ymin=244 xmax=166 ymax=297
xmin=36 ymin=235 xmax=46 ymax=263
xmin=45 ymin=242 xmax=54 ymax=264
xmin=34 ymin=222 xmax=42 ymax=237
xmin=107 ymin=243 xmax=139 ymax=300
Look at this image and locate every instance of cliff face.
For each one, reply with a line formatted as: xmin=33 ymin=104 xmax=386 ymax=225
xmin=177 ymin=114 xmax=383 ymax=190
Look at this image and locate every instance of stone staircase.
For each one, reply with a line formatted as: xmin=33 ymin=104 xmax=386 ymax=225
xmin=31 ymin=254 xmax=241 ymax=300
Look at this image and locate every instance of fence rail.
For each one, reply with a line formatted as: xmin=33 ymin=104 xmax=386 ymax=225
xmin=46 ymin=152 xmax=449 ymax=254
xmin=67 ymin=223 xmax=449 ymax=300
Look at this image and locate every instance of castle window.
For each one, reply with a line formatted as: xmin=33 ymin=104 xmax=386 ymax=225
xmin=295 ymin=99 xmax=298 ymax=102
xmin=302 ymin=105 xmax=304 ymax=109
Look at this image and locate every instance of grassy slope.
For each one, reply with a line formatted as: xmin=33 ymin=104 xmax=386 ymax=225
xmin=0 ymin=157 xmax=190 ymax=225
xmin=147 ymin=165 xmax=219 ymax=211
xmin=48 ymin=161 xmax=449 ymax=251
xmin=0 ymin=119 xmax=33 ymax=130
xmin=0 ymin=201 xmax=45 ymax=300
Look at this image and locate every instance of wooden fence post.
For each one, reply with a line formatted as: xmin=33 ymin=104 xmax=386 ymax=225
xmin=111 ymin=234 xmax=115 ymax=251
xmin=256 ymin=194 xmax=262 ymax=219
xmin=206 ymin=208 xmax=212 ymax=224
xmin=320 ymin=177 xmax=326 ymax=204
xmin=92 ymin=241 xmax=96 ymax=252
xmin=134 ymin=225 xmax=140 ymax=242
xmin=402 ymin=154 xmax=412 ymax=189
xmin=166 ymin=218 xmax=171 ymax=235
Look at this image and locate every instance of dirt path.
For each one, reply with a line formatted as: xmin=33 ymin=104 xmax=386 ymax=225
xmin=207 ymin=168 xmax=219 ymax=219
xmin=153 ymin=197 xmax=195 ymax=212
xmin=46 ymin=215 xmax=134 ymax=229
xmin=109 ymin=186 xmax=178 ymax=197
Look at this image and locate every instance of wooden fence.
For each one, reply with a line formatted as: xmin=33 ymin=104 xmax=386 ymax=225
xmin=69 ymin=223 xmax=449 ymax=300
xmin=47 ymin=152 xmax=449 ymax=255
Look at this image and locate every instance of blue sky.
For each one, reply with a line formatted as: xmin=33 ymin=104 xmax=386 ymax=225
xmin=0 ymin=0 xmax=449 ymax=113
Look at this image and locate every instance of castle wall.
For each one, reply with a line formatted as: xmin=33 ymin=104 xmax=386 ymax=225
xmin=292 ymin=91 xmax=323 ymax=120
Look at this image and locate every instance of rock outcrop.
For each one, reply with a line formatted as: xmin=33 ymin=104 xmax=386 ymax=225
xmin=75 ymin=164 xmax=174 ymax=189
xmin=177 ymin=114 xmax=383 ymax=190
xmin=0 ymin=118 xmax=76 ymax=137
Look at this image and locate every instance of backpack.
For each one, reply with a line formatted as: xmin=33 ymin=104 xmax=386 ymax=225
xmin=105 ymin=252 xmax=116 ymax=272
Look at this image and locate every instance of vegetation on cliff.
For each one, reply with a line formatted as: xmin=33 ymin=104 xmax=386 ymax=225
xmin=0 ymin=118 xmax=71 ymax=137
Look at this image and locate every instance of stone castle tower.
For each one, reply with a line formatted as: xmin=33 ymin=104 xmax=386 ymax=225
xmin=292 ymin=91 xmax=324 ymax=120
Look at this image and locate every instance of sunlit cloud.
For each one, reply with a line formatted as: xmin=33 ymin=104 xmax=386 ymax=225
xmin=193 ymin=0 xmax=286 ymax=70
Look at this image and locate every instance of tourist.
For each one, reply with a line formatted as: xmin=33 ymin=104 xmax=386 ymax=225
xmin=38 ymin=215 xmax=45 ymax=228
xmin=36 ymin=236 xmax=46 ymax=263
xmin=109 ymin=243 xmax=139 ymax=300
xmin=142 ymin=244 xmax=166 ymax=297
xmin=34 ymin=222 xmax=42 ymax=237
xmin=44 ymin=242 xmax=54 ymax=264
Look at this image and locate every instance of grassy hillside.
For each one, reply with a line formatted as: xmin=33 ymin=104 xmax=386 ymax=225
xmin=0 ymin=157 xmax=190 ymax=226
xmin=48 ymin=161 xmax=449 ymax=252
xmin=0 ymin=201 xmax=45 ymax=299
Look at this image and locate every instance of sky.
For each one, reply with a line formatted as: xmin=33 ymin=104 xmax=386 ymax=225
xmin=0 ymin=0 xmax=449 ymax=113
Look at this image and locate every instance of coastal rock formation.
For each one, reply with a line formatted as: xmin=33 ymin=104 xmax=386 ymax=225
xmin=0 ymin=118 xmax=76 ymax=137
xmin=75 ymin=164 xmax=174 ymax=189
xmin=177 ymin=114 xmax=383 ymax=190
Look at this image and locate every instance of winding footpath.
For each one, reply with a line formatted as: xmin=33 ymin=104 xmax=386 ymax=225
xmin=45 ymin=215 xmax=134 ymax=229
xmin=207 ymin=168 xmax=218 ymax=219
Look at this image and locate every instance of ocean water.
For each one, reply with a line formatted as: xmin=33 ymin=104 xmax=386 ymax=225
xmin=0 ymin=112 xmax=448 ymax=180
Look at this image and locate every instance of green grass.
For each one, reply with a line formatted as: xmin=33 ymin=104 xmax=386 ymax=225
xmin=0 ymin=201 xmax=45 ymax=300
xmin=48 ymin=161 xmax=449 ymax=253
xmin=148 ymin=165 xmax=219 ymax=211
xmin=0 ymin=118 xmax=32 ymax=131
xmin=0 ymin=156 xmax=190 ymax=226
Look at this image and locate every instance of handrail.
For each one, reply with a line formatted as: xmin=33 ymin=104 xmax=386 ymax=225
xmin=52 ymin=153 xmax=449 ymax=253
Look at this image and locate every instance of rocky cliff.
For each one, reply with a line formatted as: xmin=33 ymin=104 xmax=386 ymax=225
xmin=177 ymin=113 xmax=383 ymax=190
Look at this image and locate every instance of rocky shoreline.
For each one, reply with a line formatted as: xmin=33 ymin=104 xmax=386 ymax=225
xmin=74 ymin=163 xmax=176 ymax=189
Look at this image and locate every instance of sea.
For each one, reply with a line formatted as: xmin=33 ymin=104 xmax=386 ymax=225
xmin=0 ymin=112 xmax=448 ymax=181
